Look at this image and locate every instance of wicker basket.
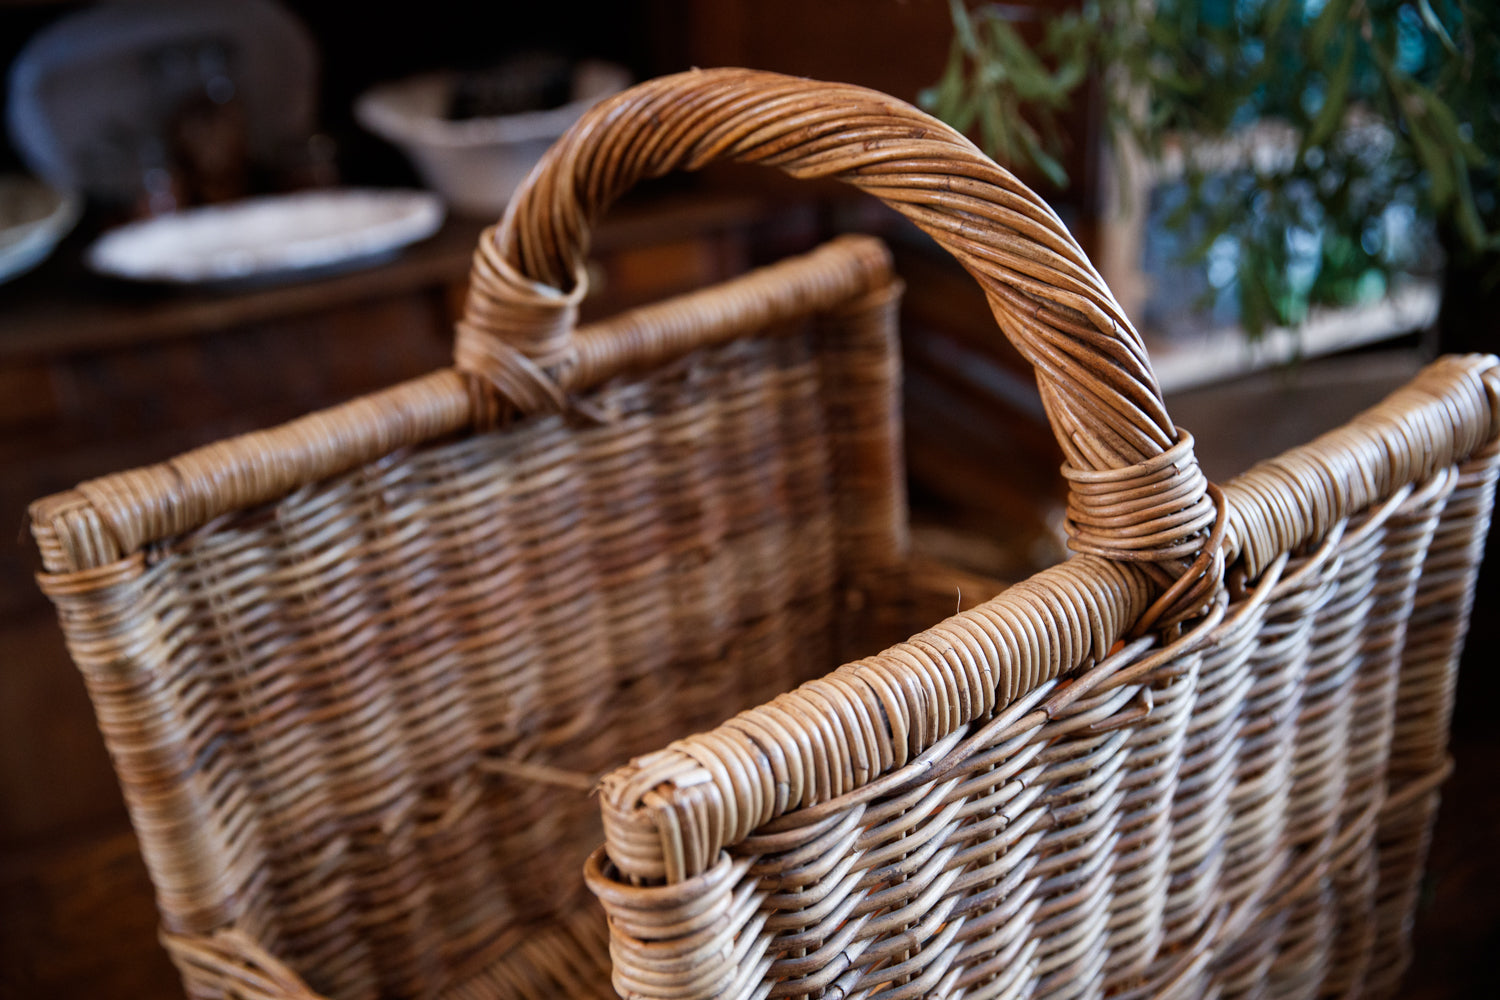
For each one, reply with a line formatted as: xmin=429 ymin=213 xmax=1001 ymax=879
xmin=30 ymin=69 xmax=1499 ymax=1000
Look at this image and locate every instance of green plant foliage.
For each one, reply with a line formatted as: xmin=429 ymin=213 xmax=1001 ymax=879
xmin=921 ymin=0 xmax=1499 ymax=336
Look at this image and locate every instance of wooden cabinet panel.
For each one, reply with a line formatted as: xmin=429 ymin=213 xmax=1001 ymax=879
xmin=0 ymin=827 xmax=179 ymax=1000
xmin=0 ymin=618 xmax=124 ymax=844
xmin=0 ymin=361 xmax=61 ymax=428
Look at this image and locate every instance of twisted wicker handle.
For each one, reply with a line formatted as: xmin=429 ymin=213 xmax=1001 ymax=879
xmin=457 ymin=67 xmax=1220 ymax=619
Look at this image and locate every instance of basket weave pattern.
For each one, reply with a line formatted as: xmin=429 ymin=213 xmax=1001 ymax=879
xmin=33 ymin=238 xmax=957 ymax=999
xmin=589 ymin=366 xmax=1499 ymax=1000
xmin=29 ymin=68 xmax=1500 ymax=1000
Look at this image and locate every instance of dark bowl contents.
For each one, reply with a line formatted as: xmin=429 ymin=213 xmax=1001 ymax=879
xmin=447 ymin=52 xmax=573 ymax=120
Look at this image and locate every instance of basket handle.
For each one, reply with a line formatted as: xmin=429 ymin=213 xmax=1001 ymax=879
xmin=455 ymin=67 xmax=1222 ymax=625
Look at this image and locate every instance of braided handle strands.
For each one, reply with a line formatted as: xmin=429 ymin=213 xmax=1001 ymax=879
xmin=456 ymin=68 xmax=1221 ymax=622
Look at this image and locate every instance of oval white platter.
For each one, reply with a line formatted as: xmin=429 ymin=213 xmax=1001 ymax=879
xmin=86 ymin=188 xmax=444 ymax=285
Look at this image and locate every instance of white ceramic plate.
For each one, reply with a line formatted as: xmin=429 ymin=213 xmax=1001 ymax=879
xmin=0 ymin=175 xmax=80 ymax=284
xmin=86 ymin=189 xmax=444 ymax=285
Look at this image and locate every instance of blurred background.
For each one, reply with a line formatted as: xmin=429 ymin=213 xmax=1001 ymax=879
xmin=0 ymin=1 xmax=1494 ymax=997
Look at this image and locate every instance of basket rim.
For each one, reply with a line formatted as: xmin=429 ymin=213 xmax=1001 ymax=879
xmin=29 ymin=235 xmax=896 ymax=577
xmin=594 ymin=353 xmax=1500 ymax=884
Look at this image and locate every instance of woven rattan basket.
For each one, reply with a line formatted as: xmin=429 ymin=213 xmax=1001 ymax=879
xmin=31 ymin=69 xmax=1500 ymax=1000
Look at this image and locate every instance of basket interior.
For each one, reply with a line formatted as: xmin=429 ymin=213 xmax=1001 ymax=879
xmin=57 ymin=301 xmax=941 ymax=1000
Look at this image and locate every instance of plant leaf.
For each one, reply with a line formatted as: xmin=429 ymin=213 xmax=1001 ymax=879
xmin=1018 ymin=124 xmax=1071 ymax=186
xmin=1302 ymin=39 xmax=1356 ymax=154
xmin=1418 ymin=0 xmax=1462 ymax=58
xmin=1308 ymin=0 xmax=1350 ymax=53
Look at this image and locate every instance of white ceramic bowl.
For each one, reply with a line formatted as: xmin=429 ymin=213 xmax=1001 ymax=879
xmin=0 ymin=175 xmax=79 ymax=284
xmin=356 ymin=61 xmax=629 ymax=217
xmin=86 ymin=188 xmax=444 ymax=285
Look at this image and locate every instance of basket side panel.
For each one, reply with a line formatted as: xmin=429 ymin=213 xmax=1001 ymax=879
xmin=1199 ymin=469 xmax=1452 ymax=1000
xmin=592 ymin=440 xmax=1500 ymax=1000
xmin=1367 ymin=439 xmax=1500 ymax=997
xmin=34 ymin=283 xmax=907 ymax=1000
